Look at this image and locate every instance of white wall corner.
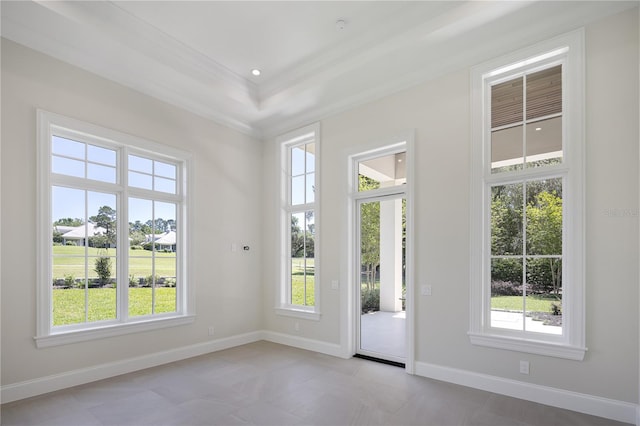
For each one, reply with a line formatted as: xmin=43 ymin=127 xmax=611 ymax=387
xmin=0 ymin=331 xmax=263 ymax=404
xmin=262 ymin=330 xmax=346 ymax=359
xmin=414 ymin=361 xmax=637 ymax=424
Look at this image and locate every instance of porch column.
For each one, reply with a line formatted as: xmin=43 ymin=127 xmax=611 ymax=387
xmin=379 ymin=197 xmax=402 ymax=312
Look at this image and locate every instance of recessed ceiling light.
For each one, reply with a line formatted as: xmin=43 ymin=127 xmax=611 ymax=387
xmin=535 ymin=127 xmax=542 ymax=131
xmin=251 ymin=69 xmax=261 ymax=76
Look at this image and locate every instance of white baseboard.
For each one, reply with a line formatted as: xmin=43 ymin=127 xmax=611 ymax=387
xmin=415 ymin=361 xmax=637 ymax=424
xmin=1 ymin=331 xmax=262 ymax=404
xmin=262 ymin=330 xmax=345 ymax=358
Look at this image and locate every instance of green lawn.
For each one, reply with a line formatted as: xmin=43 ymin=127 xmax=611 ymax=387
xmin=53 ymin=245 xmax=176 ymax=280
xmin=53 ymin=287 xmax=176 ymax=326
xmin=491 ymin=295 xmax=561 ymax=313
xmin=291 ymin=258 xmax=314 ymax=306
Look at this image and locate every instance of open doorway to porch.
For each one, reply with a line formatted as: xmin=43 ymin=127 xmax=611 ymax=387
xmin=354 ymin=148 xmax=408 ymax=366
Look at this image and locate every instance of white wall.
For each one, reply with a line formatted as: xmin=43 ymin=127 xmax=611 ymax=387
xmin=262 ymin=8 xmax=639 ymax=405
xmin=0 ymin=38 xmax=263 ymax=387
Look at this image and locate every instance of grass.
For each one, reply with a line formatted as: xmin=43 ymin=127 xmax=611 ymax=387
xmin=491 ymin=295 xmax=561 ymax=313
xmin=53 ymin=245 xmax=176 ymax=280
xmin=291 ymin=258 xmax=315 ymax=306
xmin=53 ymin=287 xmax=176 ymax=326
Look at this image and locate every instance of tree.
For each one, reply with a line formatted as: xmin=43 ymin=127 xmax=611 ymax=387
xmin=526 ymin=190 xmax=563 ymax=295
xmin=53 ymin=217 xmax=83 ymax=226
xmin=359 ymin=175 xmax=380 ymax=290
xmin=90 ymin=206 xmax=116 ymax=248
xmin=290 ymin=214 xmax=314 ymax=259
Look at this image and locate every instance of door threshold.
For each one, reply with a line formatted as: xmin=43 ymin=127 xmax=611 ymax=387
xmin=353 ymin=353 xmax=405 ymax=368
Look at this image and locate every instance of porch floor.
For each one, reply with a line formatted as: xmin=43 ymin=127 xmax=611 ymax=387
xmin=360 ymin=310 xmax=406 ymax=360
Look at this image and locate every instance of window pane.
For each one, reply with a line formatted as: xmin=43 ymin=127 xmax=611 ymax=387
xmin=155 ymin=254 xmax=176 ymax=314
xmin=305 ymin=143 xmax=315 ymax=173
xmin=87 ymin=192 xmax=117 ymax=251
xmin=53 ymin=282 xmax=86 ymax=326
xmin=52 ymin=156 xmax=85 ymax=178
xmin=305 ymin=211 xmax=315 ymax=306
xmin=291 ymin=145 xmax=305 ymax=176
xmin=88 ymin=163 xmax=116 ymax=183
xmin=129 ymin=171 xmax=153 ymax=190
xmin=87 ymin=145 xmax=116 ymax=166
xmin=526 ymin=65 xmax=562 ymax=120
xmin=129 ymin=197 xmax=153 ymax=240
xmin=129 ymin=155 xmax=153 ymax=173
xmin=491 ymin=183 xmax=523 ymax=255
xmin=291 ymin=211 xmax=306 ymax=305
xmin=526 ymin=117 xmax=562 ymax=168
xmin=525 ymin=257 xmax=562 ymax=335
xmin=154 ymin=176 xmax=176 ymax=194
xmin=491 ymin=77 xmax=523 ymax=128
xmin=491 ymin=257 xmax=524 ymax=331
xmin=491 ymin=125 xmax=523 ymax=172
xmin=154 ymin=161 xmax=176 ymax=179
xmin=291 ymin=175 xmax=305 ymax=206
xmin=526 ymin=178 xmax=563 ymax=255
xmin=88 ymin=256 xmax=117 ymax=322
xmin=129 ymin=258 xmax=153 ymax=317
xmin=52 ymin=136 xmax=84 ymax=159
xmin=305 ymin=173 xmax=315 ymax=204
xmin=358 ymin=152 xmax=406 ymax=191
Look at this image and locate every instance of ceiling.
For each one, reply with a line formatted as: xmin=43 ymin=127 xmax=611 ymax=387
xmin=1 ymin=1 xmax=636 ymax=139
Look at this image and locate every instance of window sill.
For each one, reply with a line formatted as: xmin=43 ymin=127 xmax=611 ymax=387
xmin=35 ymin=315 xmax=195 ymax=348
xmin=275 ymin=306 xmax=321 ymax=321
xmin=468 ymin=332 xmax=586 ymax=361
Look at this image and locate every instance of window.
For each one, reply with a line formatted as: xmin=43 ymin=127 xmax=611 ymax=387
xmin=37 ymin=111 xmax=193 ymax=347
xmin=469 ymin=31 xmax=585 ymax=360
xmin=276 ymin=123 xmax=320 ymax=320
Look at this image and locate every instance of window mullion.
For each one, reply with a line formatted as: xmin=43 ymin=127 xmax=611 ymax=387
xmin=120 ymin=148 xmax=129 ymax=323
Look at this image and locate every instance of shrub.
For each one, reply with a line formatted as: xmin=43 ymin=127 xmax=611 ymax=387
xmin=63 ymin=274 xmax=76 ymax=288
xmin=130 ymin=245 xmax=143 ymax=250
xmin=491 ymin=280 xmax=524 ymax=296
xmin=361 ymin=288 xmax=380 ymax=313
xmin=94 ymin=256 xmax=112 ymax=286
xmin=550 ymin=302 xmax=562 ymax=316
xmin=65 ymin=241 xmax=77 ymax=246
xmin=144 ymin=274 xmax=160 ymax=287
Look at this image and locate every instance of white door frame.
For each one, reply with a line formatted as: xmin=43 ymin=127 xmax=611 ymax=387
xmin=345 ymin=134 xmax=415 ymax=374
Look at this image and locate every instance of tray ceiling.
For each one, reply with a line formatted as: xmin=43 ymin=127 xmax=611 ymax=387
xmin=1 ymin=1 xmax=636 ymax=138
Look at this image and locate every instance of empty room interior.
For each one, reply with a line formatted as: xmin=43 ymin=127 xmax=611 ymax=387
xmin=1 ymin=1 xmax=639 ymax=425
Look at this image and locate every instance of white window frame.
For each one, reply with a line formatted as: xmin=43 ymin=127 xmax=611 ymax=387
xmin=36 ymin=110 xmax=194 ymax=348
xmin=469 ymin=30 xmax=586 ymax=360
xmin=275 ymin=123 xmax=321 ymax=320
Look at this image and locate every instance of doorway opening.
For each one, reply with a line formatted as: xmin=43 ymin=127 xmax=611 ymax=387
xmin=353 ymin=146 xmax=410 ymax=366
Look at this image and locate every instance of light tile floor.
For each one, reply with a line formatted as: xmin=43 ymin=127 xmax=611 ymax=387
xmin=1 ymin=341 xmax=630 ymax=426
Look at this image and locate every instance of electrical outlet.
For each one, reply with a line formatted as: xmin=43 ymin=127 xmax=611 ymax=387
xmin=421 ymin=285 xmax=432 ymax=296
xmin=331 ymin=280 xmax=339 ymax=290
xmin=519 ymin=360 xmax=530 ymax=375
xmin=208 ymin=326 xmax=215 ymax=336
